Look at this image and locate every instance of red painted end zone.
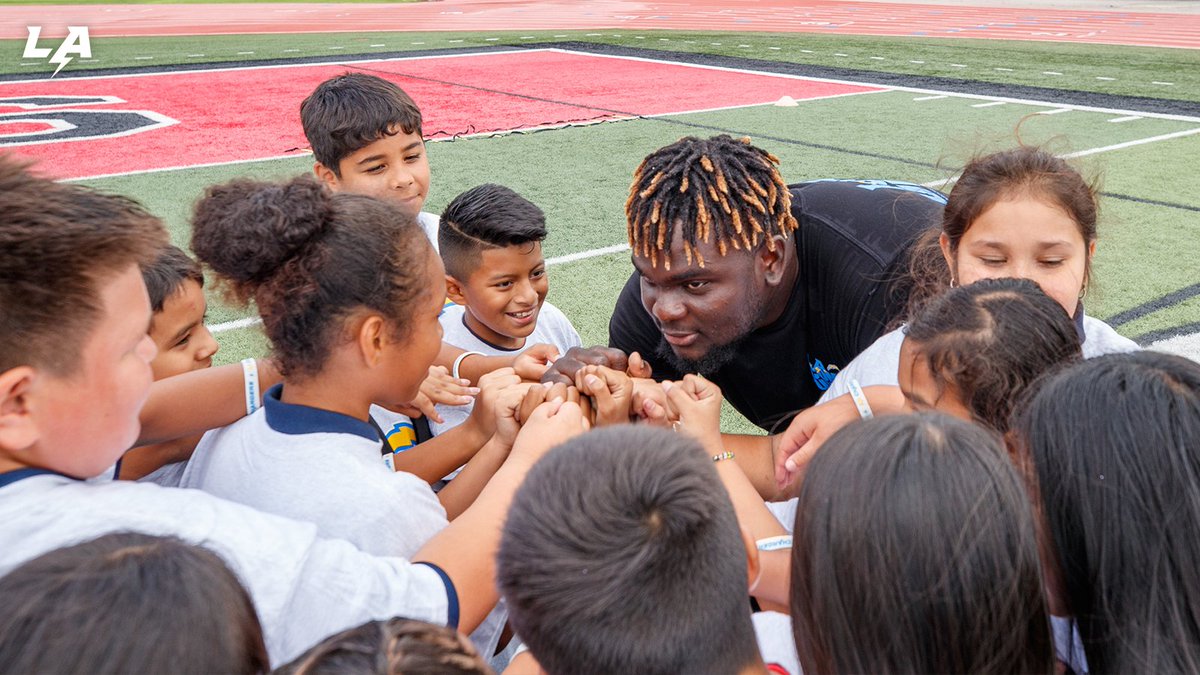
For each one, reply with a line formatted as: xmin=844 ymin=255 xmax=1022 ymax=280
xmin=0 ymin=50 xmax=881 ymax=180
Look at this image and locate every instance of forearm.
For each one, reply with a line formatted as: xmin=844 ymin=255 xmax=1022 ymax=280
xmin=436 ymin=436 xmax=510 ymax=520
xmin=117 ymin=433 xmax=202 ymax=480
xmin=391 ymin=420 xmax=490 ymax=484
xmin=721 ymin=433 xmax=782 ymax=501
xmin=136 ymin=359 xmax=280 ymax=446
xmin=412 ymin=453 xmax=537 ymax=633
xmin=433 ymin=343 xmax=512 ymax=386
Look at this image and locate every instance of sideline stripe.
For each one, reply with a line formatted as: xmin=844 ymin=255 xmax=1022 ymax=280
xmin=211 ymin=242 xmax=633 ymax=334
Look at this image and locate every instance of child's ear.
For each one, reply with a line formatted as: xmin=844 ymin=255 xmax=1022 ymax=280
xmin=0 ymin=367 xmax=40 ymax=453
xmin=444 ymin=275 xmax=469 ymax=306
xmin=356 ymin=315 xmax=388 ymax=367
xmin=313 ymin=162 xmax=340 ymax=192
xmin=739 ymin=524 xmax=763 ymax=593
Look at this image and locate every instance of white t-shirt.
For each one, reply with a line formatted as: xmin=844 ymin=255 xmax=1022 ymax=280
xmin=817 ymin=314 xmax=1139 ymax=404
xmin=0 ymin=470 xmax=453 ymax=666
xmin=179 ymin=384 xmax=447 ymax=559
xmin=754 ymin=611 xmax=802 ymax=674
xmin=432 ymin=301 xmax=581 ymax=435
xmin=418 ymin=211 xmax=440 ymax=253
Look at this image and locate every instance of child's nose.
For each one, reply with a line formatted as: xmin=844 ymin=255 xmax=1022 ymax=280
xmin=195 ymin=326 xmax=219 ymax=361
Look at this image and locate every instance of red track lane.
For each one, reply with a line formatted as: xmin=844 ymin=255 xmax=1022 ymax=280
xmin=0 ymin=49 xmax=882 ymax=180
xmin=3 ymin=0 xmax=1198 ymax=49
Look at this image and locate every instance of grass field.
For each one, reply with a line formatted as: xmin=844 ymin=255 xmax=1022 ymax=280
xmin=4 ymin=25 xmax=1197 ymax=432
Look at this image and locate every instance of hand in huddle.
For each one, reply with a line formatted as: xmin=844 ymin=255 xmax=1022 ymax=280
xmin=662 ymin=375 xmax=724 ymax=454
xmin=466 ymin=368 xmax=522 ymax=439
xmin=512 ymin=343 xmax=560 ymax=381
xmin=510 ymin=398 xmax=588 ymax=465
xmin=574 ymin=365 xmax=635 ymax=427
xmin=417 ymin=365 xmax=479 ymax=423
xmin=540 ymin=346 xmax=652 ymax=386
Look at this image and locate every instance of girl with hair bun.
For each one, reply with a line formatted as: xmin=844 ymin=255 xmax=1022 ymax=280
xmin=180 ymin=175 xmax=527 ymax=558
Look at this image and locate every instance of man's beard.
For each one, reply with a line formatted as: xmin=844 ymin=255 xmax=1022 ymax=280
xmin=655 ymin=334 xmax=747 ymax=377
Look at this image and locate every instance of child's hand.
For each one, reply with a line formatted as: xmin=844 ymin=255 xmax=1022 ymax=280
xmin=513 ymin=343 xmax=560 ymax=381
xmin=630 ymin=377 xmax=673 ymax=426
xmin=626 ymin=351 xmax=653 ymax=379
xmin=467 ymin=367 xmax=521 ymax=438
xmin=662 ymin=375 xmax=724 ymax=453
xmin=493 ymin=381 xmax=537 ymax=451
xmin=517 ymin=381 xmax=581 ymax=425
xmin=510 ymin=398 xmax=587 ymax=465
xmin=420 ymin=365 xmax=479 ymax=417
xmin=575 ymin=365 xmax=634 ymax=426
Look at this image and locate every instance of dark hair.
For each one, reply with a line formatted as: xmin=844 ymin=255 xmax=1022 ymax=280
xmin=907 ymin=146 xmax=1100 ymax=314
xmin=142 ymin=244 xmax=204 ymax=314
xmin=0 ymin=155 xmax=167 ymax=376
xmin=0 ymin=532 xmax=268 ymax=674
xmin=626 ymin=135 xmax=797 ymax=269
xmin=1013 ymin=352 xmax=1200 ymax=673
xmin=300 ymin=73 xmax=423 ymax=176
xmin=497 ymin=426 xmax=760 ymax=675
xmin=905 ymin=277 xmax=1081 ymax=434
xmin=273 ymin=616 xmax=493 ymax=675
xmin=439 ymin=183 xmax=547 ymax=279
xmin=791 ymin=413 xmax=1053 ymax=674
xmin=191 ymin=175 xmax=432 ymax=379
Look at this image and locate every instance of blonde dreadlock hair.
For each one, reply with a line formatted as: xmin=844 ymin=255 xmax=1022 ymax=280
xmin=627 ymin=135 xmax=797 ymax=269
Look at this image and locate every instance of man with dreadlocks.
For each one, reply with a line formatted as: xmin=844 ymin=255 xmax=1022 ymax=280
xmin=549 ymin=135 xmax=946 ymax=433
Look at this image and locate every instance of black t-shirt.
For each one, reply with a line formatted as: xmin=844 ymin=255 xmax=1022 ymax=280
xmin=609 ymin=179 xmax=946 ymax=430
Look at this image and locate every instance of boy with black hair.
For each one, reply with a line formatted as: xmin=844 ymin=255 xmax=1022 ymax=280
xmin=433 ymin=184 xmax=580 ymax=435
xmin=497 ymin=424 xmax=786 ymax=675
xmin=301 ymin=72 xmax=439 ymax=249
xmin=0 ymin=154 xmax=586 ymax=666
xmin=112 ymin=244 xmax=220 ymax=480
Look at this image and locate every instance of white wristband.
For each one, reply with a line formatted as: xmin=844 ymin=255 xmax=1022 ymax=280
xmin=241 ymin=358 xmax=261 ymax=416
xmin=847 ymin=379 xmax=873 ymax=420
xmin=756 ymin=535 xmax=794 ymax=552
xmin=452 ymin=351 xmax=485 ymax=380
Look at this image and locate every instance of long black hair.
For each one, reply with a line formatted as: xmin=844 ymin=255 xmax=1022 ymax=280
xmin=1013 ymin=351 xmax=1200 ymax=673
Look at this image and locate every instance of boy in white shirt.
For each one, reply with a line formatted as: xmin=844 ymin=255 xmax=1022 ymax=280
xmin=433 ymin=184 xmax=581 ymax=435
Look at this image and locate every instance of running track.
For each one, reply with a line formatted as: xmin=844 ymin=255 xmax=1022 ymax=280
xmin=4 ymin=0 xmax=1198 ymax=49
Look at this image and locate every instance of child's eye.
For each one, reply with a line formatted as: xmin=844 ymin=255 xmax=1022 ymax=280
xmin=404 ymin=153 xmax=423 ymax=163
xmin=685 ymin=280 xmax=710 ymax=291
xmin=1040 ymin=259 xmax=1065 ymax=267
xmin=531 ymin=268 xmax=546 ymax=279
xmin=174 ymin=334 xmax=191 ymax=349
xmin=364 ymin=165 xmax=386 ymax=174
xmin=980 ymin=257 xmax=1006 ymax=266
xmin=495 ymin=281 xmax=513 ymax=289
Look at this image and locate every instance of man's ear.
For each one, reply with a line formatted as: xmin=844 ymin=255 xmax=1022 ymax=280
xmin=445 ymin=275 xmax=469 ymax=306
xmin=739 ymin=524 xmax=763 ymax=593
xmin=313 ymin=162 xmax=340 ymax=192
xmin=0 ymin=367 xmax=40 ymax=453
xmin=759 ymin=235 xmax=789 ymax=287
xmin=356 ymin=314 xmax=388 ymax=367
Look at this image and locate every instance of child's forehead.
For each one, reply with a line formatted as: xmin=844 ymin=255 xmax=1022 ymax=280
xmin=469 ymin=242 xmax=544 ymax=277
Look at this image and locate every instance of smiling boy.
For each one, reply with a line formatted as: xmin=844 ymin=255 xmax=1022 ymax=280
xmin=434 ymin=184 xmax=581 ymax=434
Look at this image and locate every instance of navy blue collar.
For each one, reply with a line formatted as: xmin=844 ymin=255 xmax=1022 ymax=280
xmin=263 ymin=384 xmax=380 ymax=442
xmin=0 ymin=468 xmax=77 ymax=490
